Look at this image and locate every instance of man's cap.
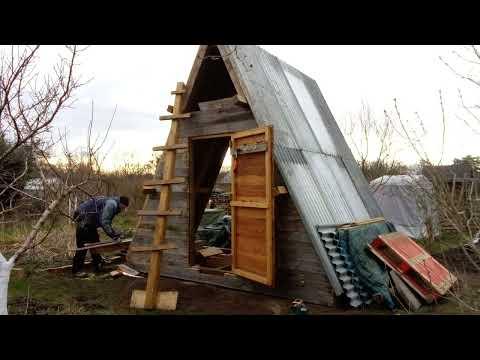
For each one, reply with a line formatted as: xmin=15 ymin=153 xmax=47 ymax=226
xmin=119 ymin=196 xmax=130 ymax=207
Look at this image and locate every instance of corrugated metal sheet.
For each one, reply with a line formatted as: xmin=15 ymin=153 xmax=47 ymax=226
xmin=218 ymin=45 xmax=382 ymax=295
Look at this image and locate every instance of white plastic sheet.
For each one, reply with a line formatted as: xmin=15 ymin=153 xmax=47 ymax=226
xmin=0 ymin=253 xmax=15 ymax=315
xmin=370 ymin=175 xmax=440 ymax=239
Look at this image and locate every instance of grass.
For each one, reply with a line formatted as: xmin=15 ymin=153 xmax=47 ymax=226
xmin=113 ymin=212 xmax=137 ymax=232
xmin=7 ymin=268 xmax=138 ymax=315
xmin=416 ymin=231 xmax=467 ymax=255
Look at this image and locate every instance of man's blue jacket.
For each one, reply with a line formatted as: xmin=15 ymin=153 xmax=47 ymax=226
xmin=74 ymin=196 xmax=122 ymax=239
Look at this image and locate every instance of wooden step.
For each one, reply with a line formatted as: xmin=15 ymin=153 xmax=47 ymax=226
xmin=137 ymin=210 xmax=183 ymax=216
xmin=152 ymin=143 xmax=188 ymax=152
xmin=171 ymin=89 xmax=186 ymax=95
xmin=142 ymin=178 xmax=185 ymax=193
xmin=144 ymin=178 xmax=185 ymax=187
xmin=159 ymin=113 xmax=191 ymax=121
xmin=130 ymin=289 xmax=178 ymax=311
xmin=129 ymin=243 xmax=177 ymax=252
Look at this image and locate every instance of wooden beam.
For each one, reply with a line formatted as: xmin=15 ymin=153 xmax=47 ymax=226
xmin=137 ymin=209 xmax=182 ymax=216
xmin=152 ymin=143 xmax=187 ymax=151
xmin=181 ymin=45 xmax=209 ymax=114
xmin=230 ymin=200 xmax=268 ymax=209
xmin=339 ymin=217 xmax=385 ymax=229
xmin=130 ymin=243 xmax=177 ymax=252
xmin=220 ymin=46 xmax=248 ymax=100
xmin=274 ymin=186 xmax=288 ymax=196
xmin=159 ymin=113 xmax=191 ymax=121
xmin=198 ymin=96 xmax=243 ymax=112
xmin=235 ymin=94 xmax=248 ymax=106
xmin=144 ymin=178 xmax=185 ymax=186
xmin=74 ymin=239 xmax=132 ymax=252
xmin=390 ymin=270 xmax=422 ymax=311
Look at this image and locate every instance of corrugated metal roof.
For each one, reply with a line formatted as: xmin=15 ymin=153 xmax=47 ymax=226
xmin=218 ymin=45 xmax=383 ymax=295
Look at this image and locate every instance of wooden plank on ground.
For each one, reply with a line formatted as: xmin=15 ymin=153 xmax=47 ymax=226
xmin=118 ymin=264 xmax=140 ymax=276
xmin=130 ymin=243 xmax=177 ymax=252
xmin=198 ymin=247 xmax=223 ymax=258
xmin=110 ymin=270 xmax=122 ymax=278
xmin=40 ymin=256 xmax=123 ymax=273
xmin=390 ymin=270 xmax=422 ymax=311
xmin=130 ymin=289 xmax=178 ymax=311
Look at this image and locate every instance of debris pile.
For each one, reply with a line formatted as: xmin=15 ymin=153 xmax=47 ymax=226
xmin=318 ymin=219 xmax=457 ymax=312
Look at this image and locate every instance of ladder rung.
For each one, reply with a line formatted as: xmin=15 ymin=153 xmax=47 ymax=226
xmin=130 ymin=243 xmax=177 ymax=252
xmin=159 ymin=113 xmax=191 ymax=121
xmin=152 ymin=143 xmax=188 ymax=151
xmin=137 ymin=210 xmax=183 ymax=216
xmin=171 ymin=90 xmax=186 ymax=95
xmin=142 ymin=188 xmax=159 ymax=195
xmin=144 ymin=178 xmax=185 ymax=186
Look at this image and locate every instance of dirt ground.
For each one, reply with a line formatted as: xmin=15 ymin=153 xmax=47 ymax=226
xmin=7 ymin=270 xmax=335 ymax=315
xmin=8 ymin=259 xmax=479 ymax=315
xmin=6 ymin=261 xmax=392 ymax=315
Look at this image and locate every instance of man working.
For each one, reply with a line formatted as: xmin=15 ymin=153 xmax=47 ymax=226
xmin=72 ymin=195 xmax=129 ymax=276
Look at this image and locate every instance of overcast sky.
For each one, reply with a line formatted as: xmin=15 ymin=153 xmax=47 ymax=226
xmin=35 ymin=45 xmax=479 ymax=170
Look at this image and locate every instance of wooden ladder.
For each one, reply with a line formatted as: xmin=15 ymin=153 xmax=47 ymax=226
xmin=130 ymin=82 xmax=188 ymax=311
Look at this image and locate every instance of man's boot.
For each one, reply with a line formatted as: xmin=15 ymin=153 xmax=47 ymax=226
xmin=93 ymin=256 xmax=106 ymax=273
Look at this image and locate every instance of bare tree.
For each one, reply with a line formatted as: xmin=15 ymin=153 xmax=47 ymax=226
xmin=440 ymin=45 xmax=480 ymax=135
xmin=0 ymin=45 xmax=113 ymax=315
xmin=386 ymin=92 xmax=480 ymax=269
xmin=342 ymin=101 xmax=407 ymax=190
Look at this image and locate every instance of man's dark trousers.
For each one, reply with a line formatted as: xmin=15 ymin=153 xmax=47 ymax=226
xmin=72 ymin=216 xmax=103 ymax=273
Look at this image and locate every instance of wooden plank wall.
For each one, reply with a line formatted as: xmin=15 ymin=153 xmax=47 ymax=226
xmin=127 ymin=98 xmax=334 ymax=306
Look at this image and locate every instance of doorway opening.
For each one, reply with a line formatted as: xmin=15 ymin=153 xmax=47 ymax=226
xmin=188 ymin=134 xmax=233 ymax=275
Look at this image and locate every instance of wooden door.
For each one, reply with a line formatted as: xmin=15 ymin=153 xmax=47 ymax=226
xmin=230 ymin=126 xmax=275 ymax=286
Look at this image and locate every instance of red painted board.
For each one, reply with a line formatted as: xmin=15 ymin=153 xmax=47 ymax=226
xmin=368 ymin=232 xmax=457 ymax=302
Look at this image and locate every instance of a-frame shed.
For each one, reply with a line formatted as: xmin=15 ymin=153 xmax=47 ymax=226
xmin=127 ymin=45 xmax=382 ymax=306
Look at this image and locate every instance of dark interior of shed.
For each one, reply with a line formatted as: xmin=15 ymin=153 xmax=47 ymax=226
xmin=189 ymin=135 xmax=233 ymax=274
